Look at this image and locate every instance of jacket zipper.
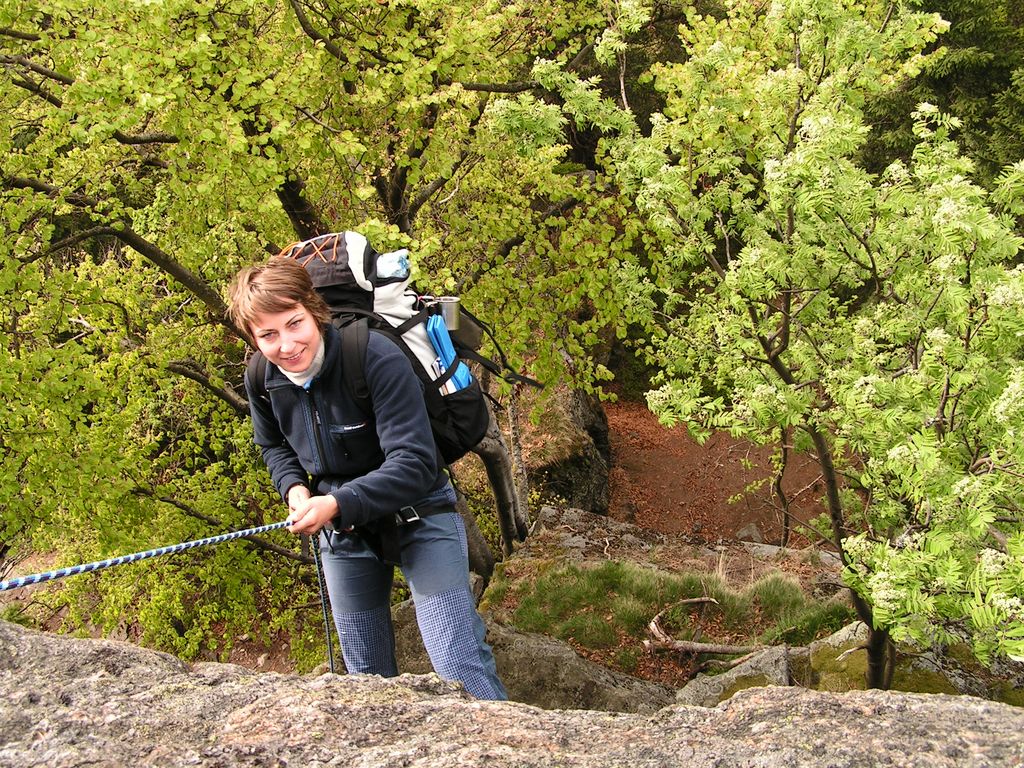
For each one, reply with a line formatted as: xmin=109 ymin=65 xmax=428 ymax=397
xmin=307 ymin=390 xmax=330 ymax=471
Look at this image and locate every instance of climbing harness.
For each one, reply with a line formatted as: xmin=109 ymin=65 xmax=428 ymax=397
xmin=0 ymin=521 xmax=289 ymax=592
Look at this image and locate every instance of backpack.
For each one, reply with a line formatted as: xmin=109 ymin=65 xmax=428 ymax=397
xmin=245 ymin=231 xmax=541 ymax=465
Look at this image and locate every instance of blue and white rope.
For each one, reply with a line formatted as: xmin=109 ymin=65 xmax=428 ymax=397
xmin=0 ymin=521 xmax=289 ymax=592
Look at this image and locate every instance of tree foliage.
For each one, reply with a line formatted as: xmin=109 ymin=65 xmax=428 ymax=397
xmin=0 ymin=0 xmax=653 ymax=659
xmin=2 ymin=0 xmax=1023 ymax=683
xmin=608 ymin=0 xmax=1024 ymax=677
xmin=861 ymin=0 xmax=1024 ymax=184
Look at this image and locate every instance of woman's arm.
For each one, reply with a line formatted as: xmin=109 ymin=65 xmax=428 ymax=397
xmin=245 ymin=369 xmax=309 ymax=502
xmin=329 ymin=332 xmax=440 ymax=528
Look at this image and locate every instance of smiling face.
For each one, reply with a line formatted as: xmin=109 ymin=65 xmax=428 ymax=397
xmin=250 ymin=304 xmax=323 ymax=373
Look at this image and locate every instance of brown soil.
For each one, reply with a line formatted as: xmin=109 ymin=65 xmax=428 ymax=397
xmin=576 ymin=399 xmax=845 ymax=686
xmin=605 ymin=399 xmax=827 ymax=545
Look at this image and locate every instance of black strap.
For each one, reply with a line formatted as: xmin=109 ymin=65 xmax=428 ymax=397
xmin=395 ymin=307 xmax=432 ymax=335
xmin=457 ymin=306 xmax=543 ymax=389
xmin=245 ymin=351 xmax=270 ymax=402
xmin=340 ymin=318 xmax=371 ymax=414
xmin=341 ymin=321 xmax=449 ymax=473
xmin=434 ymin=360 xmax=459 ymax=388
xmin=355 ymin=506 xmax=448 ymax=566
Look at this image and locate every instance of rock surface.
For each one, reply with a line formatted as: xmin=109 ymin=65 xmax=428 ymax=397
xmin=3 ymin=620 xmax=1024 ymax=768
xmin=676 ymin=645 xmax=795 ymax=707
xmin=527 ymin=388 xmax=611 ymax=515
xmin=393 ymin=601 xmax=676 ymax=713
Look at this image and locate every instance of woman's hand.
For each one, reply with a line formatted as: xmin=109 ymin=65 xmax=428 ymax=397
xmin=287 ymin=494 xmax=339 ymax=535
xmin=286 ymin=484 xmax=311 ymax=515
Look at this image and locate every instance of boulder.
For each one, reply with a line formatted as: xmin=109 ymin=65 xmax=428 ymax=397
xmin=676 ymin=645 xmax=797 ymax=707
xmin=2 ymin=620 xmax=1023 ymax=768
xmin=392 ymin=601 xmax=676 ymax=713
xmin=807 ymin=622 xmax=1024 ymax=706
xmin=526 ymin=388 xmax=611 ymax=514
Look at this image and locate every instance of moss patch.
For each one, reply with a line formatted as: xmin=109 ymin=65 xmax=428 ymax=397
xmin=995 ymin=683 xmax=1024 ymax=708
xmin=891 ymin=664 xmax=959 ymax=696
xmin=719 ymin=674 xmax=774 ymax=702
xmin=789 ymin=649 xmax=817 ymax=688
xmin=810 ymin=641 xmax=868 ymax=692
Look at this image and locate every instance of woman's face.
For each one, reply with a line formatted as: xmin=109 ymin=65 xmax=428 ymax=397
xmin=250 ymin=304 xmax=323 ymax=372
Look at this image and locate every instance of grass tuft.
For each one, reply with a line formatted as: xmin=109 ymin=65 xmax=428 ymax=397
xmin=493 ymin=559 xmax=855 ymax=676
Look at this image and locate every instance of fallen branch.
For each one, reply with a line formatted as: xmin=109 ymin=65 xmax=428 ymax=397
xmin=836 ymin=644 xmax=866 ymax=662
xmin=645 ymin=635 xmax=761 ymax=656
xmin=646 ymin=598 xmax=760 ymax=656
xmin=698 ymin=648 xmax=764 ymax=672
xmin=647 ymin=596 xmax=720 ymax=637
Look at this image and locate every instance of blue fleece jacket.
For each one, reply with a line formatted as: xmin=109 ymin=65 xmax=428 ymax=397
xmin=245 ymin=324 xmax=445 ymax=529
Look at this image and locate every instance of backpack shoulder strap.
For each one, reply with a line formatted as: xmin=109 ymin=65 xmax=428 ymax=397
xmin=245 ymin=351 xmax=270 ymax=403
xmin=340 ymin=318 xmax=372 ymax=415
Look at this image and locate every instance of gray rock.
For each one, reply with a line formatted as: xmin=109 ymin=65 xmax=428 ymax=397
xmin=676 ymin=645 xmax=793 ymax=707
xmin=806 ymin=623 xmax=1024 ymax=704
xmin=392 ymin=601 xmax=675 ymax=713
xmin=811 ymin=620 xmax=869 ymax=652
xmin=736 ymin=522 xmax=765 ymax=544
xmin=528 ymin=388 xmax=611 ymax=515
xmin=811 ymin=570 xmax=847 ymax=599
xmin=2 ymin=620 xmax=1023 ymax=768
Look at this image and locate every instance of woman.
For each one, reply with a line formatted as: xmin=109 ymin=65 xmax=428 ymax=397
xmin=228 ymin=256 xmax=507 ymax=700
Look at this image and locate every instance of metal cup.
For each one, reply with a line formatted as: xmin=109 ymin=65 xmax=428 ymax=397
xmin=436 ymin=296 xmax=460 ymax=330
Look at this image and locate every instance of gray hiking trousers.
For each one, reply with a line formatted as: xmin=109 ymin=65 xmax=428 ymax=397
xmin=318 ymin=506 xmax=507 ymax=701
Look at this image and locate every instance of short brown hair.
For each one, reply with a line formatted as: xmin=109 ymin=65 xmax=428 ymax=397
xmin=227 ymin=256 xmax=331 ymax=336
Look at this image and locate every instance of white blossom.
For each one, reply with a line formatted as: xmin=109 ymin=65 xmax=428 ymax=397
xmin=989 ymin=369 xmax=1024 ymax=426
xmin=977 ymin=548 xmax=1009 ymax=580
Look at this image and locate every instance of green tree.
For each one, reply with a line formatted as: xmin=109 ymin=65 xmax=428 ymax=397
xmin=611 ymin=0 xmax=1024 ymax=685
xmin=0 ymin=0 xmax=651 ymax=658
xmin=862 ymin=0 xmax=1024 ymax=184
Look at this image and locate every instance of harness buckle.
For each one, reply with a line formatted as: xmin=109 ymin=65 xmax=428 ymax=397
xmin=395 ymin=505 xmax=421 ymax=525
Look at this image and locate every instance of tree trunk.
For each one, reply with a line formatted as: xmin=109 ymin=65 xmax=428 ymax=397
xmin=774 ymin=426 xmax=793 ymax=548
xmin=472 ymin=404 xmax=529 ymax=556
xmin=804 ymin=424 xmax=891 ymax=689
xmin=507 ymin=385 xmax=532 ymax=534
xmin=864 ymin=623 xmax=892 ymax=690
xmin=453 ymin=490 xmax=495 ymax=585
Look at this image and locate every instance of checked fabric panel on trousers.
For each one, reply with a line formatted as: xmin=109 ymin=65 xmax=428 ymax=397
xmin=333 ymin=604 xmax=398 ymax=677
xmin=415 ymin=587 xmax=507 ymax=700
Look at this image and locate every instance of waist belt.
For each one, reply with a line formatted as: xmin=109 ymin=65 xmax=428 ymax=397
xmin=356 ymin=505 xmax=450 ymax=565
xmin=393 ymin=504 xmax=447 ymax=526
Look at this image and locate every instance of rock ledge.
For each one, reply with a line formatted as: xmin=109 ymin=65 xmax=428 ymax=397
xmin=2 ymin=621 xmax=1023 ymax=767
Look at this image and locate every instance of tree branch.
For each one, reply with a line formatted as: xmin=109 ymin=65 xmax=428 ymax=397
xmin=3 ymin=179 xmax=236 ymax=328
xmin=387 ymin=103 xmax=439 ymax=231
xmin=8 ymin=74 xmax=62 ymax=108
xmin=0 ymin=27 xmax=40 ymax=42
xmin=4 ymin=173 xmax=92 ymax=206
xmin=18 ymin=225 xmax=113 ymax=263
xmin=565 ymin=42 xmax=594 ymax=73
xmin=774 ymin=426 xmax=794 ymax=547
xmin=240 ymin=118 xmax=329 ymax=240
xmin=109 ymin=225 xmax=234 ymax=325
xmin=407 ymin=94 xmax=490 ymax=221
xmin=167 ymin=361 xmax=249 ymax=416
xmin=0 ymin=54 xmax=73 ymax=84
xmin=111 ymin=130 xmax=178 ymax=145
xmin=285 ymin=0 xmax=345 ymax=60
xmin=646 ymin=613 xmax=760 ymax=656
xmin=450 ymin=80 xmax=539 ymax=93
xmin=5 ymin=67 xmax=177 ymax=145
